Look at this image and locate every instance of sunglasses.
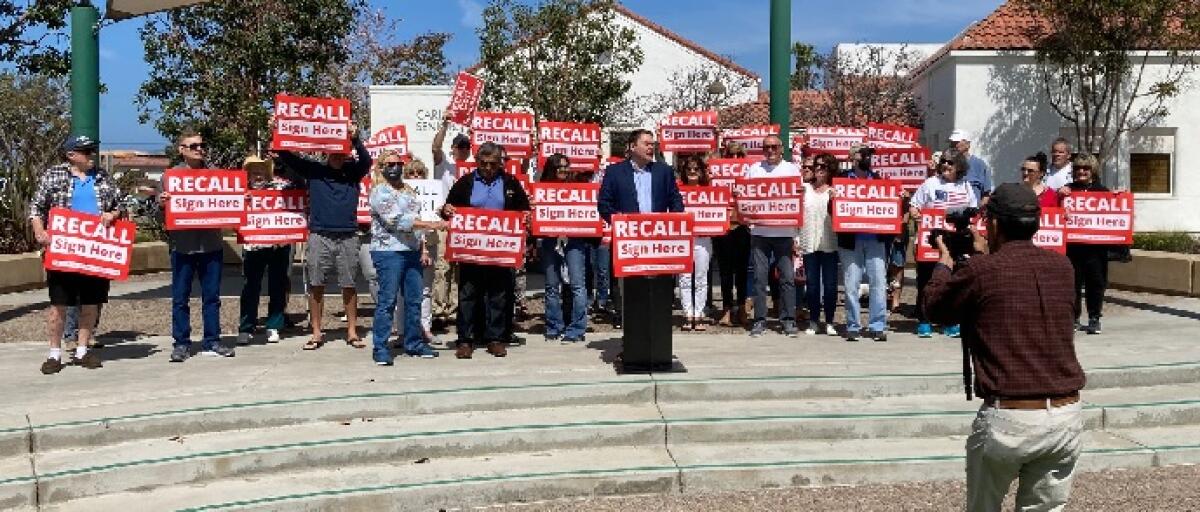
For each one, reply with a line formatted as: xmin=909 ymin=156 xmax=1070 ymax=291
xmin=762 ymin=144 xmax=784 ymax=150
xmin=181 ymin=143 xmax=207 ymax=151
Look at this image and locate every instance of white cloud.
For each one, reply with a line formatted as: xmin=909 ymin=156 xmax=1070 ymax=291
xmin=457 ymin=0 xmax=483 ymax=28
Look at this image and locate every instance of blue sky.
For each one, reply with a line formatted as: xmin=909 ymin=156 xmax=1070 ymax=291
xmin=94 ymin=0 xmax=1003 ymax=151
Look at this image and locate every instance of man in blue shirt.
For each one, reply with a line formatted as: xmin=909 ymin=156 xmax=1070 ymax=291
xmin=440 ymin=142 xmax=531 ymax=359
xmin=948 ymin=129 xmax=994 ymax=200
xmin=28 ymin=135 xmax=124 ymax=374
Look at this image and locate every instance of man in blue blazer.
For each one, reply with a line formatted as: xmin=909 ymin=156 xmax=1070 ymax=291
xmin=597 ymin=129 xmax=683 ymax=368
xmin=598 ymin=129 xmax=685 ymax=221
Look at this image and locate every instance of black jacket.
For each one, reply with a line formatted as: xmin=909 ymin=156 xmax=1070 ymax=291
xmin=443 ymin=169 xmax=531 ymax=214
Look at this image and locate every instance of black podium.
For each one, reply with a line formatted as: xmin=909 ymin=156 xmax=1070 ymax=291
xmin=618 ymin=275 xmax=681 ymax=373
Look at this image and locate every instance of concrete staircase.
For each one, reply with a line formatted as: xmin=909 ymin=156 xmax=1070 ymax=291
xmin=2 ymin=360 xmax=1199 ymax=511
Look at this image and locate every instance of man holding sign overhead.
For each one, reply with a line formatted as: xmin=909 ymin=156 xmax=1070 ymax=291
xmin=29 ymin=135 xmax=125 ymax=374
xmin=272 ymin=109 xmax=372 ymax=352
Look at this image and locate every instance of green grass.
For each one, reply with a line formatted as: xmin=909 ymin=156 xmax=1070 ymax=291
xmin=1133 ymin=232 xmax=1200 ymax=254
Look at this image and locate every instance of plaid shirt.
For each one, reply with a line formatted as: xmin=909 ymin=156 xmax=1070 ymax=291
xmin=28 ymin=164 xmax=126 ymax=222
xmin=925 ymin=240 xmax=1086 ymax=399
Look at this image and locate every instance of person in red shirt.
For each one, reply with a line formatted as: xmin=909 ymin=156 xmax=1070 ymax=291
xmin=1021 ymin=152 xmax=1059 ymax=207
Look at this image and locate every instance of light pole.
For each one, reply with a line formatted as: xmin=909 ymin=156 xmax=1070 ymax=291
xmin=68 ymin=1 xmax=212 ymax=142
xmin=769 ymin=0 xmax=791 ymax=159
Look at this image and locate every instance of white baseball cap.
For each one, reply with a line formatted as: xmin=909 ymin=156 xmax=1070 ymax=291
xmin=948 ymin=129 xmax=972 ymax=142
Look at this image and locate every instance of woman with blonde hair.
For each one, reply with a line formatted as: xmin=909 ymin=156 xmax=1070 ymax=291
xmin=1058 ymin=153 xmax=1113 ymax=335
xmin=367 ymin=152 xmax=446 ymax=364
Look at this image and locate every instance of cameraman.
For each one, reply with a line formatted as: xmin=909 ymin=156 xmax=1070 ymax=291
xmin=910 ymin=153 xmax=978 ymax=338
xmin=924 ymin=183 xmax=1084 ymax=512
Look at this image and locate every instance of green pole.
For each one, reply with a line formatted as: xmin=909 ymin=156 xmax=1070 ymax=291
xmin=70 ymin=2 xmax=101 ymax=141
xmin=769 ymin=0 xmax=791 ymax=160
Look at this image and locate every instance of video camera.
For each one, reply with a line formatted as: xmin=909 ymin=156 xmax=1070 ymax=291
xmin=927 ymin=206 xmax=980 ymax=263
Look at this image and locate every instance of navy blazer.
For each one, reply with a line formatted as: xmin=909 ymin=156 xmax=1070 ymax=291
xmin=597 ymin=159 xmax=685 ymax=222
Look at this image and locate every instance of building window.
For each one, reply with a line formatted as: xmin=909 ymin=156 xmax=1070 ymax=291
xmin=1130 ymin=153 xmax=1171 ymax=194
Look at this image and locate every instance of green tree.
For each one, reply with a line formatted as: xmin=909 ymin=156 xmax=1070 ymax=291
xmin=315 ymin=7 xmax=451 ymax=131
xmin=136 ymin=0 xmax=365 ymax=167
xmin=1024 ymin=0 xmax=1200 ymax=185
xmin=0 ymin=1 xmax=74 ymax=75
xmin=476 ymin=0 xmax=642 ymax=125
xmin=790 ymin=42 xmax=823 ymax=90
xmin=0 ymin=73 xmax=70 ymax=253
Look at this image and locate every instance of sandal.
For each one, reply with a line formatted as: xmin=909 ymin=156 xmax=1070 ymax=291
xmin=347 ymin=337 xmax=366 ymax=349
xmin=303 ymin=336 xmax=324 ymax=350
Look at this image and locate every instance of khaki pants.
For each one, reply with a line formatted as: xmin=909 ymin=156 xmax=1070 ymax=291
xmin=966 ymin=401 xmax=1084 ymax=512
xmin=429 ymin=230 xmax=458 ymax=318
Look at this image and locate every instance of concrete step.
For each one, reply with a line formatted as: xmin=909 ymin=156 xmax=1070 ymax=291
xmin=41 ymin=446 xmax=679 ymax=512
xmin=7 ymin=359 xmax=1196 ymax=461
xmin=35 ymin=426 xmax=1200 ymax=511
xmin=669 ymin=430 xmax=1158 ymax=493
xmin=1112 ymin=424 xmax=1200 ymax=466
xmin=660 ymin=382 xmax=1200 ymax=443
xmin=21 ymin=404 xmax=664 ymax=506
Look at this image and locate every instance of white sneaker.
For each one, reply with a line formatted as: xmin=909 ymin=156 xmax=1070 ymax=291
xmin=822 ymin=324 xmax=837 ymax=336
xmin=804 ymin=321 xmax=817 ymax=336
xmin=266 ymin=329 xmax=281 ymax=343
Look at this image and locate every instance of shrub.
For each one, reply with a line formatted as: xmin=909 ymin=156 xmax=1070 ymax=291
xmin=1132 ymin=232 xmax=1200 ymax=254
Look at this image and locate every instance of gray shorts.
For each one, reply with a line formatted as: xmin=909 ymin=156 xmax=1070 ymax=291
xmin=306 ymin=231 xmax=361 ymax=289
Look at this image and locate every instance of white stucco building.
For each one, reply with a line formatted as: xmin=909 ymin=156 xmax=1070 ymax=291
xmin=909 ymin=1 xmax=1199 ymax=232
xmin=370 ymin=4 xmax=760 ymax=165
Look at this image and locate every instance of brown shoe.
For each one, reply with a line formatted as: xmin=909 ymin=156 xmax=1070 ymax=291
xmin=41 ymin=357 xmax=64 ymax=374
xmin=717 ymin=309 xmax=733 ymax=327
xmin=486 ymin=342 xmax=507 ymax=357
xmin=455 ymin=342 xmax=474 ymax=359
xmin=76 ymin=351 xmax=102 ymax=369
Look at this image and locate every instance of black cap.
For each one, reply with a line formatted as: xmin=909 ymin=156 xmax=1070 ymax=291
xmin=61 ymin=135 xmax=99 ymax=154
xmin=986 ymin=183 xmax=1040 ymax=219
xmin=452 ymin=133 xmax=471 ymax=149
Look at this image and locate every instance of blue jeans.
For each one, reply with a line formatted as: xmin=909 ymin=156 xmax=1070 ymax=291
xmin=803 ymin=251 xmax=839 ymax=324
xmin=751 ymin=236 xmax=795 ymax=323
xmin=371 ymin=250 xmax=423 ymax=359
xmin=542 ymin=238 xmax=589 ymax=339
xmin=239 ymin=246 xmax=290 ymax=333
xmin=591 ymin=243 xmax=611 ymax=309
xmin=171 ymin=250 xmax=223 ymax=350
xmin=839 ymin=238 xmax=888 ymax=333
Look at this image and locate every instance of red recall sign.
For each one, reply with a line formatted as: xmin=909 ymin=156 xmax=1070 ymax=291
xmin=365 ymin=124 xmax=411 ymax=160
xmin=471 ymin=112 xmax=533 ymax=159
xmin=539 ymin=121 xmax=601 ymax=172
xmin=831 ymin=178 xmax=903 ymax=234
xmin=611 ymin=212 xmax=694 ymax=277
xmin=1034 ymin=207 xmax=1068 ymax=254
xmin=707 ymin=158 xmax=754 ymax=190
xmin=271 ymin=94 xmax=351 ymax=153
xmin=1063 ymin=191 xmax=1134 ymax=245
xmin=805 ymin=127 xmax=867 ymax=160
xmin=872 ymin=147 xmax=931 ymax=193
xmin=43 ymin=208 xmax=136 ymax=280
xmin=446 ymin=71 xmax=485 ymax=126
xmin=659 ymin=111 xmax=718 ymax=153
xmin=733 ymin=177 xmax=805 ymax=227
xmin=163 ymin=169 xmax=247 ymax=230
xmin=445 ymin=207 xmax=526 ymax=268
xmin=867 ymin=123 xmax=921 ymax=149
xmin=530 ymin=182 xmax=603 ymax=237
xmin=356 ymin=176 xmax=371 ymax=225
xmin=238 ymin=190 xmax=309 ymax=244
xmin=914 ymin=209 xmax=949 ymax=263
xmin=720 ymin=124 xmax=780 ymax=157
xmin=680 ymin=185 xmax=731 ymax=236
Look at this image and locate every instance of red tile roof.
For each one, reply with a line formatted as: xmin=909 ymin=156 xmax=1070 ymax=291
xmin=911 ymin=1 xmax=1050 ymax=77
xmin=718 ymin=90 xmax=830 ymax=128
xmin=465 ymin=3 xmax=759 ymax=81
